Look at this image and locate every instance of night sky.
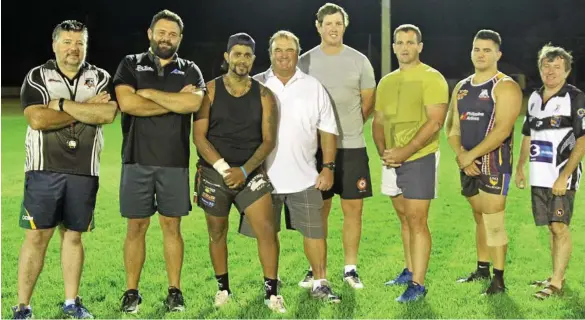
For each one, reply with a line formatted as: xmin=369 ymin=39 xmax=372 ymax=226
xmin=3 ymin=0 xmax=585 ymax=88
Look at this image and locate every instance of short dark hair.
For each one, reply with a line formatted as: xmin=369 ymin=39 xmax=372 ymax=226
xmin=316 ymin=3 xmax=349 ymax=27
xmin=393 ymin=24 xmax=422 ymax=43
xmin=52 ymin=20 xmax=87 ymax=41
xmin=474 ymin=29 xmax=502 ymax=49
xmin=538 ymin=43 xmax=573 ymax=72
xmin=150 ymin=9 xmax=184 ymax=34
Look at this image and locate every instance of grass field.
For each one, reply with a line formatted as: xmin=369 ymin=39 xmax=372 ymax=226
xmin=1 ymin=100 xmax=584 ymax=319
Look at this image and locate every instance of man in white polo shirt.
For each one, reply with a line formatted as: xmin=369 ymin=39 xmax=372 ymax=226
xmin=239 ymin=30 xmax=341 ymax=303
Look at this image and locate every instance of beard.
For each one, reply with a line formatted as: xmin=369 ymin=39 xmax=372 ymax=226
xmin=230 ymin=63 xmax=250 ymax=77
xmin=150 ymin=38 xmax=178 ymax=59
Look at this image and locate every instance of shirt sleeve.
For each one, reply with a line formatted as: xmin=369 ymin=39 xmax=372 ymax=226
xmin=96 ymin=68 xmax=116 ymax=102
xmin=316 ymin=83 xmax=338 ymax=135
xmin=423 ymin=72 xmax=449 ymax=106
xmin=185 ymin=62 xmax=206 ymax=92
xmin=571 ymin=90 xmax=585 ymax=139
xmin=360 ymin=57 xmax=376 ymax=90
xmin=113 ymin=55 xmax=137 ymax=89
xmin=20 ymin=67 xmax=48 ymax=109
xmin=521 ymin=107 xmax=531 ymax=136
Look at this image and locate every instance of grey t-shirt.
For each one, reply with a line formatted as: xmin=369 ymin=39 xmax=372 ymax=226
xmin=298 ymin=45 xmax=376 ymax=148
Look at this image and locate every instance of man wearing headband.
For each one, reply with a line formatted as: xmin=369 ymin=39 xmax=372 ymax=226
xmin=193 ymin=32 xmax=284 ymax=313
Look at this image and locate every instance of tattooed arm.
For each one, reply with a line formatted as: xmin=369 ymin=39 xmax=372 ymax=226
xmin=241 ymin=83 xmax=278 ymax=174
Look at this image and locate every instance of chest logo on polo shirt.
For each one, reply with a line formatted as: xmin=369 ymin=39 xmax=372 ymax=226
xmin=48 ymin=78 xmax=62 ymax=83
xmin=170 ymin=69 xmax=185 ymax=75
xmin=530 ymin=140 xmax=553 ymax=163
xmin=136 ymin=65 xmax=154 ymax=72
xmin=84 ymin=78 xmax=95 ymax=88
xmin=478 ymin=89 xmax=490 ymax=100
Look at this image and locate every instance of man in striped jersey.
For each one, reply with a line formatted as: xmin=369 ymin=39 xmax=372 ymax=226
xmin=516 ymin=44 xmax=585 ymax=299
xmin=445 ymin=29 xmax=522 ymax=295
xmin=12 ymin=20 xmax=117 ymax=319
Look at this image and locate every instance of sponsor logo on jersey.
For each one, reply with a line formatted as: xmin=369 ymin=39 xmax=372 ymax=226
xmin=550 ymin=115 xmax=561 ymax=128
xmin=577 ymin=108 xmax=585 ymax=118
xmin=478 ymin=89 xmax=490 ymax=100
xmin=136 ymin=65 xmax=154 ymax=72
xmin=530 ymin=140 xmax=553 ymax=163
xmin=460 ymin=111 xmax=485 ymax=121
xmin=457 ymin=89 xmax=468 ymax=100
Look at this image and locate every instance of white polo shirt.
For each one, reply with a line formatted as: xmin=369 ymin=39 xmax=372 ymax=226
xmin=254 ymin=68 xmax=338 ymax=194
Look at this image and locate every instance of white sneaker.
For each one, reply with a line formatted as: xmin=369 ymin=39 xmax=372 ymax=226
xmin=264 ymin=295 xmax=286 ymax=313
xmin=298 ymin=270 xmax=313 ymax=289
xmin=343 ymin=270 xmax=364 ymax=289
xmin=214 ymin=290 xmax=231 ymax=307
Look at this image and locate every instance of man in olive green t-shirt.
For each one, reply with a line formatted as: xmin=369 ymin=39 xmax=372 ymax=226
xmin=372 ymin=24 xmax=449 ymax=303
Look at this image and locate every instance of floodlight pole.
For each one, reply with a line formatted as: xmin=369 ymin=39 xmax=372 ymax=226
xmin=381 ymin=0 xmax=391 ymax=76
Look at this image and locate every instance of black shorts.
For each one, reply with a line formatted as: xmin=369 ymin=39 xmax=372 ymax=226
xmin=531 ymin=187 xmax=575 ymax=226
xmin=20 ymin=171 xmax=99 ymax=232
xmin=194 ymin=165 xmax=273 ymax=217
xmin=460 ymin=172 xmax=511 ymax=197
xmin=316 ymin=147 xmax=372 ymax=200
xmin=119 ymin=164 xmax=191 ymax=218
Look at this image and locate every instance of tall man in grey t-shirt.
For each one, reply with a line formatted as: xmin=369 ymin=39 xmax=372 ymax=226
xmin=297 ymin=2 xmax=376 ymax=289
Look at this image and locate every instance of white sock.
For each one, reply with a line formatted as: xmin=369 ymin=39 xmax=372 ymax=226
xmin=64 ymin=299 xmax=76 ymax=306
xmin=345 ymin=265 xmax=357 ymax=274
xmin=312 ymin=279 xmax=325 ymax=290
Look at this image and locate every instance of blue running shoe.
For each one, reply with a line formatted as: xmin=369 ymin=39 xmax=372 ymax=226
xmin=12 ymin=305 xmax=32 ymax=319
xmin=63 ymin=297 xmax=94 ymax=319
xmin=395 ymin=281 xmax=427 ymax=303
xmin=385 ymin=268 xmax=412 ymax=286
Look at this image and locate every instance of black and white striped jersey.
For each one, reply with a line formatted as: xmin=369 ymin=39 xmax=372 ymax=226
xmin=20 ymin=60 xmax=112 ymax=176
xmin=522 ymin=83 xmax=585 ymax=190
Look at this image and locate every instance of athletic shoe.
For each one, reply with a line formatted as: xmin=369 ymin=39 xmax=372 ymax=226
xmin=384 ymin=268 xmax=412 ymax=286
xmin=311 ymin=282 xmax=341 ymax=303
xmin=120 ymin=290 xmax=142 ymax=313
xmin=457 ymin=270 xmax=491 ymax=283
xmin=62 ymin=297 xmax=94 ymax=319
xmin=396 ymin=281 xmax=427 ymax=303
xmin=164 ymin=287 xmax=185 ymax=312
xmin=214 ymin=290 xmax=231 ymax=307
xmin=298 ymin=269 xmax=313 ymax=289
xmin=265 ymin=295 xmax=286 ymax=313
xmin=482 ymin=278 xmax=506 ymax=296
xmin=12 ymin=305 xmax=32 ymax=319
xmin=343 ymin=270 xmax=364 ymax=289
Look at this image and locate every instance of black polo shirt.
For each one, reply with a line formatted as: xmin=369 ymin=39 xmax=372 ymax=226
xmin=113 ymin=51 xmax=205 ymax=168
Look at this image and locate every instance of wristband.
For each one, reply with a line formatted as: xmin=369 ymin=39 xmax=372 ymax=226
xmin=240 ymin=166 xmax=248 ymax=178
xmin=58 ymin=98 xmax=65 ymax=111
xmin=212 ymin=158 xmax=230 ymax=177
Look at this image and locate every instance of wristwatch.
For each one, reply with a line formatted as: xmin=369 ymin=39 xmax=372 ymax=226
xmin=322 ymin=162 xmax=336 ymax=171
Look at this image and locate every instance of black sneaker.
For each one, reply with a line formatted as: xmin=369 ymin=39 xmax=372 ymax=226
xmin=457 ymin=270 xmax=491 ymax=283
xmin=12 ymin=305 xmax=32 ymax=319
xmin=311 ymin=281 xmax=341 ymax=303
xmin=483 ymin=278 xmax=506 ymax=296
xmin=120 ymin=290 xmax=142 ymax=313
xmin=164 ymin=287 xmax=185 ymax=312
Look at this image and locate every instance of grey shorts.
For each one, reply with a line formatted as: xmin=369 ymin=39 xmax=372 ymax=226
xmin=238 ymin=187 xmax=325 ymax=239
xmin=531 ymin=186 xmax=575 ymax=226
xmin=195 ymin=165 xmax=273 ymax=217
xmin=381 ymin=152 xmax=438 ymax=199
xmin=119 ymin=164 xmax=191 ymax=218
